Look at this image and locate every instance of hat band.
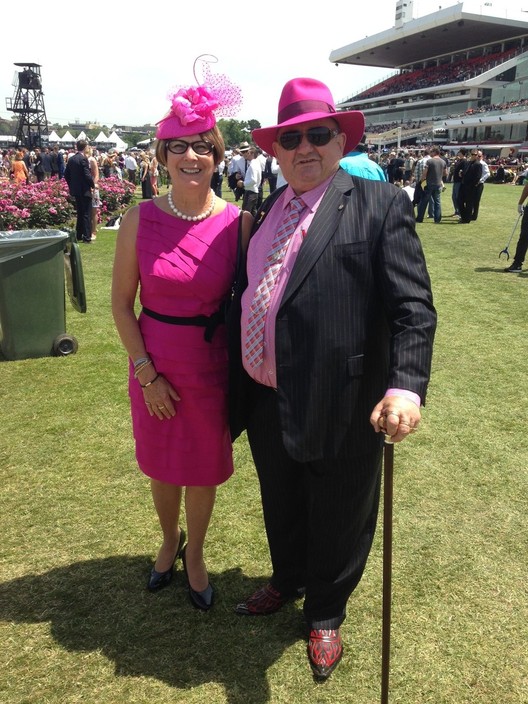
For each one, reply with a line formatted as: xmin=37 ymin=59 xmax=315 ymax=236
xmin=278 ymin=99 xmax=336 ymax=124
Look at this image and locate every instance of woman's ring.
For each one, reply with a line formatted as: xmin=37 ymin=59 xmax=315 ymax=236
xmin=145 ymin=402 xmax=152 ymax=406
xmin=158 ymin=405 xmax=166 ymax=409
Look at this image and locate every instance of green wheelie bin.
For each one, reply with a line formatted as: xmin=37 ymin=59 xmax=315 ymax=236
xmin=0 ymin=230 xmax=87 ymax=360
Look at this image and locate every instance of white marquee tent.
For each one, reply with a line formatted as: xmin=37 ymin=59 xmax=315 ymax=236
xmin=107 ymin=130 xmax=128 ymax=151
xmin=60 ymin=130 xmax=76 ymax=142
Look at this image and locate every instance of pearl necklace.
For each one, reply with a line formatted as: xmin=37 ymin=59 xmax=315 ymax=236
xmin=167 ymin=189 xmax=216 ymax=222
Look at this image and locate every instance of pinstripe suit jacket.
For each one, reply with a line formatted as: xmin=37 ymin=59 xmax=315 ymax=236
xmin=230 ymin=168 xmax=436 ymax=462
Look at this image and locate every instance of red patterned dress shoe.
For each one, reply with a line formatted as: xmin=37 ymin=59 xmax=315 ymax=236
xmin=235 ymin=583 xmax=303 ymax=615
xmin=307 ymin=628 xmax=343 ymax=680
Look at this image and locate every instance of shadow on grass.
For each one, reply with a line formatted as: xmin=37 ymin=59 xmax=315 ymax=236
xmin=0 ymin=556 xmax=303 ymax=703
xmin=474 ymin=266 xmax=528 ymax=275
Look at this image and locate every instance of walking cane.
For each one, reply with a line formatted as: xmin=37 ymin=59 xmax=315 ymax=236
xmin=381 ymin=435 xmax=394 ymax=704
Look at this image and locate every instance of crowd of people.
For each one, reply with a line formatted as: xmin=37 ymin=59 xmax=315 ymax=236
xmin=363 ymin=98 xmax=528 ymax=142
xmin=354 ymin=144 xmax=528 ymax=187
xmin=0 ymin=143 xmax=166 ymax=242
xmin=0 ymin=145 xmax=65 ymax=181
xmin=356 ymin=47 xmax=518 ymax=101
xmin=0 ymin=144 xmax=164 ymax=189
xmin=362 ymin=146 xmax=496 ymax=223
xmin=338 ymin=142 xmax=528 ymax=236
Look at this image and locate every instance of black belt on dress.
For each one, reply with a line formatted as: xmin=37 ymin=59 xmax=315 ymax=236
xmin=141 ymin=306 xmax=224 ymax=343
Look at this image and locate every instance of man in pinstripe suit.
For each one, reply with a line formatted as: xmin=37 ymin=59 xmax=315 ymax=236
xmin=233 ymin=78 xmax=436 ymax=680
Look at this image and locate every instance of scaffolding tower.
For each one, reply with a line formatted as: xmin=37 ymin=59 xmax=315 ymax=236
xmin=5 ymin=63 xmax=49 ymax=148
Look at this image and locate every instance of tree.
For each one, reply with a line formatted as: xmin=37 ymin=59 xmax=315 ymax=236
xmin=217 ymin=118 xmax=261 ymax=150
xmin=0 ymin=117 xmax=18 ymax=136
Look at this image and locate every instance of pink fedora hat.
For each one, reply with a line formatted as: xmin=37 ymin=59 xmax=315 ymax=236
xmin=252 ymin=77 xmax=365 ymax=156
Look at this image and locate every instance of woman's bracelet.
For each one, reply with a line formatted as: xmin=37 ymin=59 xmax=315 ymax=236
xmin=134 ymin=359 xmax=153 ymax=378
xmin=140 ymin=373 xmax=160 ymax=388
xmin=133 ymin=356 xmax=151 ymax=369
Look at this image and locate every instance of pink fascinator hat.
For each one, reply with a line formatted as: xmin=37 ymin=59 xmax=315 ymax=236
xmin=156 ymin=56 xmax=243 ymax=140
xmin=252 ymin=77 xmax=365 ymax=156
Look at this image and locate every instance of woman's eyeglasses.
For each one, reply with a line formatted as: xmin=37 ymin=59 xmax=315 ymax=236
xmin=166 ymin=140 xmax=215 ymax=156
xmin=278 ymin=126 xmax=340 ymax=151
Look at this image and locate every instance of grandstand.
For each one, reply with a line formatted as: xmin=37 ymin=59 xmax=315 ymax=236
xmin=330 ymin=1 xmax=528 ymax=154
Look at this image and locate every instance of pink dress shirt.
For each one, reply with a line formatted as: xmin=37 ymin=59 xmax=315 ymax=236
xmin=240 ymin=177 xmax=421 ymax=407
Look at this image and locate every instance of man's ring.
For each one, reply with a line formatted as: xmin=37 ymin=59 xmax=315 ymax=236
xmin=387 ymin=411 xmax=400 ymax=417
xmin=378 ymin=416 xmax=386 ymax=426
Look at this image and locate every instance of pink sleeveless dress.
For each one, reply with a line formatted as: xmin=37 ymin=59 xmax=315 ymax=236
xmin=129 ymin=199 xmax=240 ymax=486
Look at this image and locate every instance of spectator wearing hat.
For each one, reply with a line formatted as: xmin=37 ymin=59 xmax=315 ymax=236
xmin=457 ymin=150 xmax=482 ymax=224
xmin=229 ymin=77 xmax=436 ymax=681
xmin=228 ymin=145 xmax=247 ymax=201
xmin=239 ymin=146 xmax=262 ymax=216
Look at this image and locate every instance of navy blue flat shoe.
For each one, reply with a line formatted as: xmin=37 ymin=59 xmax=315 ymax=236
xmin=181 ymin=546 xmax=214 ymax=611
xmin=147 ymin=528 xmax=186 ymax=592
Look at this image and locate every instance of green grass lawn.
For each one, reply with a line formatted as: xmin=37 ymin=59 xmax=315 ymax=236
xmin=0 ymin=182 xmax=526 ymax=704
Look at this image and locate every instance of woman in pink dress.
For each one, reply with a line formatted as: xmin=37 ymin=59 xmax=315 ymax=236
xmin=112 ymin=76 xmax=247 ymax=610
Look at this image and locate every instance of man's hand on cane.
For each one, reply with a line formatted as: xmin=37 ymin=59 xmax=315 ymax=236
xmin=370 ymin=395 xmax=421 ymax=443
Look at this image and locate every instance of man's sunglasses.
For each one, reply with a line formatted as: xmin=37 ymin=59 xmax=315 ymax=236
xmin=166 ymin=140 xmax=215 ymax=156
xmin=278 ymin=126 xmax=340 ymax=151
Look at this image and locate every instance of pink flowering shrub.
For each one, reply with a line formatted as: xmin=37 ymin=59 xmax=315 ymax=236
xmin=98 ymin=176 xmax=136 ymax=214
xmin=0 ymin=179 xmax=74 ymax=230
xmin=0 ymin=176 xmax=135 ymax=231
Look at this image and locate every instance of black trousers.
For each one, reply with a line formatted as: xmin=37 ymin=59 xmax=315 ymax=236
xmin=246 ymin=383 xmax=382 ymax=629
xmin=74 ymin=195 xmax=93 ymax=242
xmin=457 ymin=184 xmax=478 ymax=223
xmin=512 ymin=208 xmax=528 ymax=266
xmin=472 ymin=183 xmax=484 ymax=220
xmin=242 ymin=190 xmax=259 ymax=217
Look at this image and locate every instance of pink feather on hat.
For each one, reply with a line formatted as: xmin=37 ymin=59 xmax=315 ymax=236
xmin=156 ymin=60 xmax=243 ymax=140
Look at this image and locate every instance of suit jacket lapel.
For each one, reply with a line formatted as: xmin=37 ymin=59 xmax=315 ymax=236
xmin=280 ymin=169 xmax=355 ymax=309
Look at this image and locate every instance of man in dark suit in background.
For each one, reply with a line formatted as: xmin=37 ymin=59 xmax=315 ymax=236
xmin=232 ymin=78 xmax=436 ymax=680
xmin=457 ymin=149 xmax=482 ymax=224
xmin=64 ymin=140 xmax=95 ymax=244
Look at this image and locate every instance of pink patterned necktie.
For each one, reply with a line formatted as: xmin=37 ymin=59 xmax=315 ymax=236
xmin=245 ymin=196 xmax=305 ymax=369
